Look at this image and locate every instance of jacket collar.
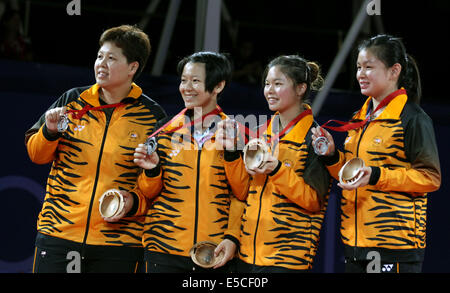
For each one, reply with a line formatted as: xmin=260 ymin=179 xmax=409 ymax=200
xmin=164 ymin=105 xmax=227 ymax=135
xmin=265 ymin=104 xmax=313 ymax=143
xmin=79 ymin=83 xmax=143 ymax=107
xmin=354 ymin=88 xmax=408 ymax=121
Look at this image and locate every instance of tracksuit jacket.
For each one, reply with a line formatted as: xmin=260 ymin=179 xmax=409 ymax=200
xmin=224 ymin=105 xmax=331 ymax=270
xmin=25 ymin=83 xmax=166 ymax=261
xmin=323 ymin=89 xmax=441 ymax=262
xmin=132 ymin=107 xmax=247 ymax=268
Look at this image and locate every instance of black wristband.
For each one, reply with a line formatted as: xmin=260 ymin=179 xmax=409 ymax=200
xmin=43 ymin=124 xmax=61 ymax=141
xmin=319 ymin=150 xmax=340 ymax=166
xmin=224 ymin=150 xmax=241 ymax=162
xmin=144 ymin=163 xmax=161 ymax=178
xmin=268 ymin=160 xmax=282 ymax=176
xmin=369 ymin=166 xmax=381 ymax=185
xmin=125 ymin=192 xmax=139 ymax=217
xmin=224 ymin=235 xmax=240 ymax=249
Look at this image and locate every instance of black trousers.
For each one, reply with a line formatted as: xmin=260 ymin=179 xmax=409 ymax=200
xmin=235 ymin=259 xmax=309 ymax=273
xmin=145 ymin=259 xmax=233 ymax=273
xmin=345 ymin=258 xmax=423 ymax=273
xmin=33 ymin=246 xmax=144 ymax=273
xmin=144 ymin=250 xmax=236 ymax=273
xmin=33 ymin=233 xmax=145 ymax=273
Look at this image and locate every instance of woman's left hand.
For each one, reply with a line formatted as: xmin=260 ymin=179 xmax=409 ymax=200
xmin=213 ymin=239 xmax=236 ymax=269
xmin=216 ymin=119 xmax=239 ymax=151
xmin=338 ymin=166 xmax=372 ymax=190
xmin=102 ymin=190 xmax=134 ymax=222
xmin=246 ymin=154 xmax=279 ymax=176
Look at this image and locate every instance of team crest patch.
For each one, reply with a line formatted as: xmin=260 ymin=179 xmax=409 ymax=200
xmin=373 ymin=136 xmax=382 ymax=146
xmin=283 ymin=159 xmax=293 ymax=168
xmin=128 ymin=131 xmax=139 ymax=142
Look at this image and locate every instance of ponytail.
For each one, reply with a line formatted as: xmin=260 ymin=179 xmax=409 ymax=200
xmin=401 ymin=54 xmax=421 ymax=104
xmin=264 ymin=55 xmax=324 ymax=104
xmin=306 ymin=61 xmax=324 ymax=92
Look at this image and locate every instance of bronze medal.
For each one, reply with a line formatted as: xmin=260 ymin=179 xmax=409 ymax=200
xmin=339 ymin=157 xmax=365 ymax=185
xmin=189 ymin=241 xmax=224 ymax=269
xmin=243 ymin=138 xmax=270 ymax=170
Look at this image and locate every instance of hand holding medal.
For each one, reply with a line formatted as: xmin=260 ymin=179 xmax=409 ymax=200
xmin=242 ymin=137 xmax=279 ymax=176
xmin=45 ymin=106 xmax=67 ymax=134
xmin=133 ymin=143 xmax=160 ymax=170
xmin=100 ymin=189 xmax=135 ymax=222
xmin=216 ymin=119 xmax=239 ymax=151
xmin=337 ymin=161 xmax=372 ymax=191
xmin=144 ymin=137 xmax=157 ymax=155
xmin=311 ymin=126 xmax=335 ymax=156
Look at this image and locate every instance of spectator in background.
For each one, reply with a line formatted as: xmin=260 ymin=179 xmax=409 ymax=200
xmin=0 ymin=7 xmax=32 ymax=61
xmin=232 ymin=40 xmax=263 ymax=85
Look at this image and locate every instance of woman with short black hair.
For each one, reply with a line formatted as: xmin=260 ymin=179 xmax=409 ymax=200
xmin=26 ymin=25 xmax=166 ymax=273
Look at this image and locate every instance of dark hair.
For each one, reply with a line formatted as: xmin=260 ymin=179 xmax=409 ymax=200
xmin=99 ymin=25 xmax=151 ymax=81
xmin=358 ymin=34 xmax=421 ymax=104
xmin=177 ymin=51 xmax=232 ymax=97
xmin=263 ymin=55 xmax=324 ymax=103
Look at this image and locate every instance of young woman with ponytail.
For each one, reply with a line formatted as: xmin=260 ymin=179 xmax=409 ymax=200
xmin=218 ymin=55 xmax=331 ymax=272
xmin=312 ymin=34 xmax=441 ymax=273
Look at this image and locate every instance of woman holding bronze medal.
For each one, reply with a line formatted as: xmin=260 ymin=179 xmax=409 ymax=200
xmin=128 ymin=51 xmax=247 ymax=273
xmin=218 ymin=55 xmax=331 ymax=272
xmin=311 ymin=35 xmax=441 ymax=272
xmin=25 ymin=25 xmax=167 ymax=272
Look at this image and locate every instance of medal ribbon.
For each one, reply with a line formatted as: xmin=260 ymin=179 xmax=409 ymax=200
xmin=228 ymin=109 xmax=312 ymax=145
xmin=321 ymin=88 xmax=406 ymax=132
xmin=232 ymin=120 xmax=265 ymax=145
xmin=147 ymin=106 xmax=311 ymax=146
xmin=147 ymin=105 xmax=224 ymax=139
xmin=66 ymin=102 xmax=125 ymax=119
xmin=265 ymin=109 xmax=312 ymax=144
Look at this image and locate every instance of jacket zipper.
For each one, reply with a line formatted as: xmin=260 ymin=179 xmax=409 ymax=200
xmin=353 ymin=122 xmax=369 ymax=260
xmin=81 ymin=110 xmax=113 ymax=259
xmin=193 ymin=147 xmax=202 ymax=245
xmin=253 ymin=176 xmax=269 ymax=264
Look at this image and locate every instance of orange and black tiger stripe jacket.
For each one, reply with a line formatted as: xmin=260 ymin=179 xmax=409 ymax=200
xmin=131 ymin=108 xmax=248 ymax=266
xmin=25 ymin=83 xmax=166 ymax=259
xmin=224 ymin=106 xmax=331 ymax=270
xmin=324 ymin=90 xmax=441 ymax=262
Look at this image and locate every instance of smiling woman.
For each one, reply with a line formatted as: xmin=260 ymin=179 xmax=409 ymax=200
xmin=128 ymin=51 xmax=248 ymax=273
xmin=94 ymin=42 xmax=138 ymax=104
xmin=177 ymin=52 xmax=231 ymax=111
xmin=356 ymin=49 xmax=401 ymax=109
xmin=312 ymin=34 xmax=441 ymax=273
xmin=217 ymin=55 xmax=332 ymax=273
xmin=95 ymin=25 xmax=150 ymax=104
xmin=178 ymin=62 xmax=221 ymax=114
xmin=25 ymin=24 xmax=167 ymax=273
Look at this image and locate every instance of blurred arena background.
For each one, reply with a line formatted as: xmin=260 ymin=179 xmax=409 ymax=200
xmin=0 ymin=0 xmax=449 ymax=273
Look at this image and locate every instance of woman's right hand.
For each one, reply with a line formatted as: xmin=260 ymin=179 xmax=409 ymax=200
xmin=133 ymin=143 xmax=160 ymax=170
xmin=311 ymin=126 xmax=336 ymax=156
xmin=45 ymin=106 xmax=66 ymax=134
xmin=216 ymin=119 xmax=239 ymax=151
